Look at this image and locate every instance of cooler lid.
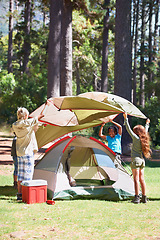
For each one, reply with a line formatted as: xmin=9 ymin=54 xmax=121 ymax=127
xmin=21 ymin=179 xmax=47 ymax=186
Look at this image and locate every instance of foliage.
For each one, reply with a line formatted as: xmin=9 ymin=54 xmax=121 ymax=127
xmin=0 ymin=0 xmax=160 ymax=147
xmin=143 ymin=97 xmax=160 ymax=147
xmin=131 ymin=96 xmax=160 ymax=147
xmin=131 ymin=0 xmax=160 ymax=103
xmin=0 ymin=70 xmax=47 ymax=123
xmin=72 ymin=6 xmax=116 ymax=95
xmin=0 ymin=22 xmax=48 ymax=123
xmin=72 ymin=10 xmax=102 ymax=94
xmin=0 ymin=73 xmax=16 ymax=95
xmin=72 ymin=127 xmax=95 ymax=137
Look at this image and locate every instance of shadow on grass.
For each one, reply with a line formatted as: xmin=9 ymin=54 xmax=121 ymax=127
xmin=0 ymin=134 xmax=13 ymax=138
xmin=0 ymin=185 xmax=17 ymax=197
xmin=145 ymin=160 xmax=160 ymax=167
xmin=148 ymin=198 xmax=160 ymax=201
xmin=0 ymin=186 xmax=25 ymax=203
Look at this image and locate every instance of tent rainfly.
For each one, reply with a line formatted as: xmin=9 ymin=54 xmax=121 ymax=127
xmin=33 ymin=136 xmax=135 ymax=200
xmin=30 ymin=91 xmax=147 ymax=149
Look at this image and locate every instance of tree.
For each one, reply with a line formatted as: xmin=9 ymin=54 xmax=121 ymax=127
xmin=23 ymin=0 xmax=32 ymax=73
xmin=101 ymin=0 xmax=110 ymax=92
xmin=60 ymin=0 xmax=72 ymax=96
xmin=114 ymin=0 xmax=132 ymax=155
xmin=153 ymin=0 xmax=159 ymax=51
xmin=148 ymin=0 xmax=153 ymax=99
xmin=48 ymin=0 xmax=73 ymax=98
xmin=8 ymin=0 xmax=13 ymax=73
xmin=72 ymin=1 xmax=105 ymax=94
xmin=139 ymin=0 xmax=146 ymax=107
xmin=132 ymin=0 xmax=140 ymax=105
xmin=114 ymin=0 xmax=132 ymax=101
xmin=47 ymin=0 xmax=63 ymax=98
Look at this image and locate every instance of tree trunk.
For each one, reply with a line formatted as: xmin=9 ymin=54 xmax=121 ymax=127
xmin=114 ymin=0 xmax=132 ymax=155
xmin=23 ymin=0 xmax=31 ymax=73
xmin=132 ymin=0 xmax=139 ymax=105
xmin=114 ymin=113 xmax=132 ymax=156
xmin=75 ymin=60 xmax=80 ymax=95
xmin=8 ymin=0 xmax=13 ymax=73
xmin=60 ymin=0 xmax=72 ymax=96
xmin=153 ymin=0 xmax=159 ymax=50
xmin=139 ymin=0 xmax=146 ymax=107
xmin=148 ymin=0 xmax=153 ymax=99
xmin=101 ymin=0 xmax=110 ymax=93
xmin=93 ymin=72 xmax=100 ymax=91
xmin=114 ymin=0 xmax=132 ymax=101
xmin=47 ymin=0 xmax=63 ymax=98
xmin=131 ymin=0 xmax=136 ymax=43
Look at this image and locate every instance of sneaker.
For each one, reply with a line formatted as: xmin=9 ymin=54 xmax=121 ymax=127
xmin=131 ymin=195 xmax=140 ymax=204
xmin=141 ymin=195 xmax=148 ymax=203
xmin=17 ymin=193 xmax=22 ymax=201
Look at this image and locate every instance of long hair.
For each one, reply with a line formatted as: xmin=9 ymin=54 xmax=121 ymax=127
xmin=133 ymin=125 xmax=152 ymax=158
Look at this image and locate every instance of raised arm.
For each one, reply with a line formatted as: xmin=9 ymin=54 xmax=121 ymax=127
xmin=99 ymin=122 xmax=107 ymax=140
xmin=145 ymin=118 xmax=150 ymax=132
xmin=123 ymin=113 xmax=137 ymax=139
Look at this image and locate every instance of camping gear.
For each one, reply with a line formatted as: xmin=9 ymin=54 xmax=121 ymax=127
xmin=54 ymin=91 xmax=147 ymax=120
xmin=46 ymin=200 xmax=55 ymax=205
xmin=33 ymin=136 xmax=135 ymax=201
xmin=21 ymin=179 xmax=47 ymax=204
xmin=30 ymin=94 xmax=123 ymax=126
xmin=30 ymin=92 xmax=146 ymax=149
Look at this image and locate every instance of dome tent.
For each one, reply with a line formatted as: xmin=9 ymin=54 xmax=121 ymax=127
xmin=33 ymin=135 xmax=134 ymax=200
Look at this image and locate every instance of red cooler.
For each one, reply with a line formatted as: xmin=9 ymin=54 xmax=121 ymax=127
xmin=21 ymin=179 xmax=47 ymax=204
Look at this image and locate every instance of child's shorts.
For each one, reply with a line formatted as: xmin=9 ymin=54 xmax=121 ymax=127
xmin=130 ymin=157 xmax=145 ymax=169
xmin=17 ymin=155 xmax=34 ymax=181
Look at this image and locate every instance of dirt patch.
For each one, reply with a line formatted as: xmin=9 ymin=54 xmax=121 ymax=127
xmin=0 ymin=133 xmax=13 ymax=164
xmin=0 ymin=132 xmax=45 ymax=165
xmin=0 ymin=165 xmax=13 ymax=176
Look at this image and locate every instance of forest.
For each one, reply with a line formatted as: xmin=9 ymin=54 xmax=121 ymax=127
xmin=0 ymin=0 xmax=160 ymax=147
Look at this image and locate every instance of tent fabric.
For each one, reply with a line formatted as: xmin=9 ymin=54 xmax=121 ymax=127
xmin=30 ymin=95 xmax=122 ymax=127
xmin=79 ymin=92 xmax=147 ymax=119
xmin=30 ymin=91 xmax=146 ymax=148
xmin=54 ymin=92 xmax=146 ymax=120
xmin=35 ymin=118 xmax=102 ymax=149
xmin=33 ymin=136 xmax=135 ymax=201
xmin=53 ymin=187 xmax=134 ymax=201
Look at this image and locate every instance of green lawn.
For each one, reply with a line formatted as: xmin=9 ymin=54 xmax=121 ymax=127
xmin=0 ymin=165 xmax=160 ymax=240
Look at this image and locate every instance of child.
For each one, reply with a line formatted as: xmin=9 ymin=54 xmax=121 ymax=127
xmin=99 ymin=119 xmax=122 ymax=155
xmin=12 ymin=100 xmax=49 ymax=200
xmin=123 ymin=113 xmax=151 ymax=204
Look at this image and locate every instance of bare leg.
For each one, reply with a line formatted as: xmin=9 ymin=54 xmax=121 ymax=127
xmin=132 ymin=168 xmax=140 ymax=195
xmin=14 ymin=175 xmax=17 ymax=182
xmin=18 ymin=181 xmax=22 ymax=194
xmin=139 ymin=168 xmax=146 ymax=196
xmin=13 ymin=175 xmax=18 ymax=189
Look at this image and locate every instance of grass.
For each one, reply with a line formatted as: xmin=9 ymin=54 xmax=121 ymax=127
xmin=0 ymin=165 xmax=160 ymax=239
